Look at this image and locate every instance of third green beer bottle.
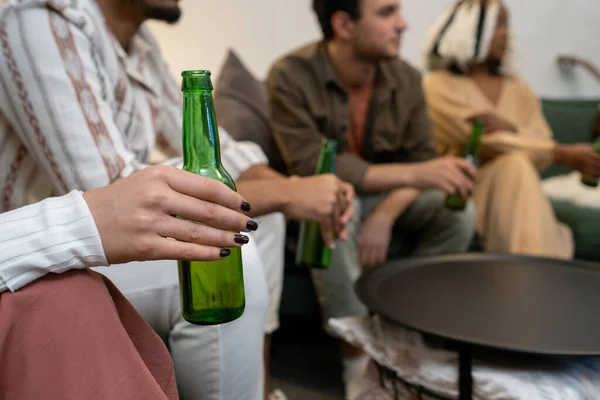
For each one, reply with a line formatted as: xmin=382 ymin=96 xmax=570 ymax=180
xmin=177 ymin=70 xmax=245 ymax=325
xmin=581 ymin=138 xmax=600 ymax=187
xmin=445 ymin=119 xmax=485 ymax=210
xmin=296 ymin=139 xmax=337 ymax=269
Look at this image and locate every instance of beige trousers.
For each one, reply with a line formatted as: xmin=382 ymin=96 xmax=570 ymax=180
xmin=475 ymin=152 xmax=574 ymax=259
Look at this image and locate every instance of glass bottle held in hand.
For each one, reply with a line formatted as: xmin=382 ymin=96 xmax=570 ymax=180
xmin=177 ymin=70 xmax=245 ymax=325
xmin=445 ymin=120 xmax=485 ymax=210
xmin=296 ymin=139 xmax=337 ymax=269
xmin=581 ymin=107 xmax=600 ymax=187
xmin=581 ymin=139 xmax=600 ymax=188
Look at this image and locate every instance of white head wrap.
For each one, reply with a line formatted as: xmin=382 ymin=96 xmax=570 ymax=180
xmin=423 ymin=0 xmax=517 ymax=75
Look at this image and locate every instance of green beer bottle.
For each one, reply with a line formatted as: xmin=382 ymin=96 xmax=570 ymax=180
xmin=296 ymin=139 xmax=337 ymax=269
xmin=177 ymin=70 xmax=245 ymax=325
xmin=445 ymin=120 xmax=485 ymax=210
xmin=581 ymin=138 xmax=600 ymax=187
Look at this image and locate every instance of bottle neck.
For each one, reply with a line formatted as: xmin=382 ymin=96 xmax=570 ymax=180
xmin=182 ymin=90 xmax=222 ymax=171
xmin=465 ymin=122 xmax=484 ymax=155
xmin=315 ymin=140 xmax=337 ymax=174
xmin=592 ymin=137 xmax=600 ymax=152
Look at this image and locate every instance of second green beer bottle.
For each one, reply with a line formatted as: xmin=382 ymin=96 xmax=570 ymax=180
xmin=581 ymin=138 xmax=600 ymax=187
xmin=296 ymin=139 xmax=337 ymax=269
xmin=445 ymin=119 xmax=485 ymax=211
xmin=177 ymin=70 xmax=245 ymax=325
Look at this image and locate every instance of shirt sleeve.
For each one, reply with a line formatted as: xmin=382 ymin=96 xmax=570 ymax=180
xmin=154 ymin=58 xmax=184 ymax=159
xmin=219 ymin=127 xmax=268 ymax=181
xmin=267 ymin=63 xmax=370 ymax=187
xmin=423 ymin=74 xmax=555 ymax=171
xmin=0 ymin=6 xmax=179 ymax=195
xmin=402 ymin=78 xmax=438 ymax=162
xmin=0 ymin=191 xmax=108 ymax=293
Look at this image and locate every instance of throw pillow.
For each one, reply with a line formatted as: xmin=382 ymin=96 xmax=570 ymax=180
xmin=214 ymin=49 xmax=280 ymax=167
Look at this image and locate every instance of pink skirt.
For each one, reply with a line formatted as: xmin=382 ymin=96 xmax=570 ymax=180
xmin=0 ymin=269 xmax=179 ymax=400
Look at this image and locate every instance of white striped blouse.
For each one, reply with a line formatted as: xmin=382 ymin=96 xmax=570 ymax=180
xmin=0 ymin=0 xmax=267 ymax=214
xmin=0 ymin=190 xmax=107 ymax=293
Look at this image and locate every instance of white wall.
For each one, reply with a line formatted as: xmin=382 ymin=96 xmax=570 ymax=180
xmin=149 ymin=0 xmax=600 ymax=98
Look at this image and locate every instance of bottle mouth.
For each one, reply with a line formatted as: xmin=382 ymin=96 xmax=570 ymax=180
xmin=182 ymin=70 xmax=211 ymax=77
xmin=181 ymin=70 xmax=213 ymax=91
xmin=324 ymin=139 xmax=338 ymax=152
xmin=472 ymin=119 xmax=485 ymax=129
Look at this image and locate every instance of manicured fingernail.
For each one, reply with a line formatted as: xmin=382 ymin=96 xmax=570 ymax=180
xmin=234 ymin=234 xmax=249 ymax=244
xmin=246 ymin=220 xmax=258 ymax=231
xmin=220 ymin=249 xmax=231 ymax=258
xmin=241 ymin=202 xmax=252 ymax=213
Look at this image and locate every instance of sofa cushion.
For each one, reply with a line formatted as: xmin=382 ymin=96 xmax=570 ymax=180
xmin=541 ymin=99 xmax=599 ymax=179
xmin=550 ymin=198 xmax=600 ymax=262
xmin=214 ymin=49 xmax=283 ymax=170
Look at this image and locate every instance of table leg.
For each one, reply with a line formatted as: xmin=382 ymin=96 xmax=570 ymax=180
xmin=458 ymin=345 xmax=473 ymax=400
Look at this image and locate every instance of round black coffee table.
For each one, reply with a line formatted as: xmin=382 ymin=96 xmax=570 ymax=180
xmin=356 ymin=253 xmax=600 ymax=400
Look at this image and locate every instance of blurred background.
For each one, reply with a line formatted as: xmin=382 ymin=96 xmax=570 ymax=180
xmin=150 ymin=0 xmax=600 ymax=99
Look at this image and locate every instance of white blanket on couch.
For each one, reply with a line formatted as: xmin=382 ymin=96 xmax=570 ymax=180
xmin=543 ymin=172 xmax=600 ymax=209
xmin=328 ymin=315 xmax=600 ymax=400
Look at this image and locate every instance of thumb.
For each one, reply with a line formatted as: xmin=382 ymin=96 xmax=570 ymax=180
xmin=319 ymin=223 xmax=336 ymax=249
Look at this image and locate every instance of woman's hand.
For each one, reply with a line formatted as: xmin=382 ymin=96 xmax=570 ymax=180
xmin=84 ymin=165 xmax=257 ymax=265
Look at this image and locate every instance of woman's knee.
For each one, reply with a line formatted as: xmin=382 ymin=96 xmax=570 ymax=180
xmin=487 ymin=152 xmax=539 ymax=179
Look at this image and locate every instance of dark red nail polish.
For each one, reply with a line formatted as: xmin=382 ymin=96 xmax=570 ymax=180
xmin=246 ymin=220 xmax=258 ymax=231
xmin=234 ymin=234 xmax=249 ymax=244
xmin=241 ymin=202 xmax=252 ymax=212
xmin=220 ymin=249 xmax=231 ymax=258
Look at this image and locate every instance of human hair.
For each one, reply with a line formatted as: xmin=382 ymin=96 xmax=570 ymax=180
xmin=312 ymin=0 xmax=362 ymax=41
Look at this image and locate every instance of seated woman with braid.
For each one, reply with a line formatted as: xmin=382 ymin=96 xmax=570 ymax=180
xmin=422 ymin=0 xmax=600 ymax=258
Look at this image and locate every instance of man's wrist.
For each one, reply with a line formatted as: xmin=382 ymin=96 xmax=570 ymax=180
xmin=362 ymin=162 xmax=423 ymax=193
xmin=553 ymin=144 xmax=566 ymax=165
xmin=278 ymin=177 xmax=298 ymax=214
xmin=238 ymin=164 xmax=284 ymax=181
xmin=396 ymin=163 xmax=419 ymax=187
xmin=366 ymin=208 xmax=396 ymax=227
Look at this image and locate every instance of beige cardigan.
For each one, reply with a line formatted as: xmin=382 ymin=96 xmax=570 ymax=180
xmin=423 ymin=71 xmax=556 ymax=171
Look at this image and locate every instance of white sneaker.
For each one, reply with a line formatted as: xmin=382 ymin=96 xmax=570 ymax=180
xmin=268 ymin=389 xmax=289 ymax=400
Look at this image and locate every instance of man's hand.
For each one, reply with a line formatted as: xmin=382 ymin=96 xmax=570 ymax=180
xmin=407 ymin=156 xmax=477 ymax=197
xmin=358 ymin=211 xmax=393 ymax=270
xmin=554 ymin=143 xmax=600 ymax=177
xmin=83 ymin=165 xmax=256 ymax=265
xmin=282 ymin=174 xmax=353 ymax=248
xmin=468 ymin=113 xmax=517 ymax=134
